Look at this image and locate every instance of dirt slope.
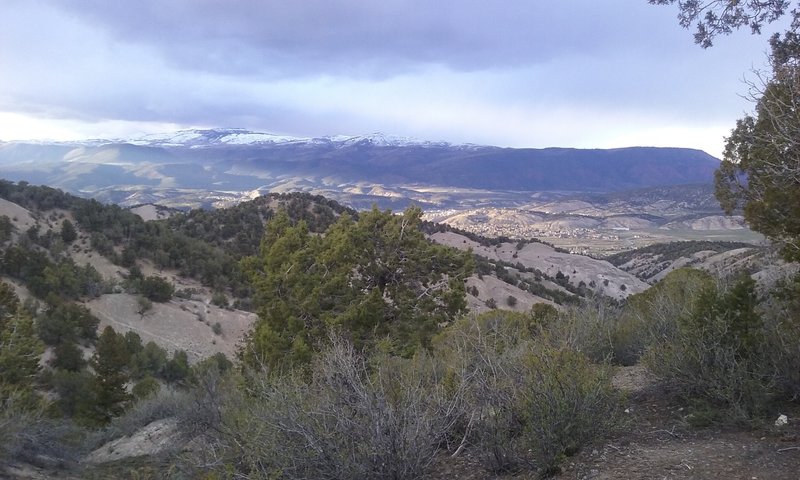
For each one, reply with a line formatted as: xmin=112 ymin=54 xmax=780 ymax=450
xmin=87 ymin=293 xmax=256 ymax=363
xmin=432 ymin=231 xmax=648 ymax=299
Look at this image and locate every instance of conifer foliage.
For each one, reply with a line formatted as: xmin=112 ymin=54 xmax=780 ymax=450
xmin=241 ymin=206 xmax=473 ymax=369
xmin=90 ymin=326 xmax=132 ymax=423
xmin=0 ymin=282 xmax=43 ymax=396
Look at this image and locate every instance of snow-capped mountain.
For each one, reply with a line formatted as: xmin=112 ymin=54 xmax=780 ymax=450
xmin=127 ymin=128 xmax=309 ymax=147
xmin=125 ymin=128 xmax=458 ymax=148
xmin=326 ymin=133 xmax=453 ymax=148
xmin=1 ymin=128 xmax=475 ymax=149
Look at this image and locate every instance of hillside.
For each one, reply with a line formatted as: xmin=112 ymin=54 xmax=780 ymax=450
xmin=605 ymin=240 xmax=778 ymax=283
xmin=432 ymin=230 xmax=648 ymax=300
xmin=0 ymin=184 xmax=363 ymax=364
xmin=0 ymin=181 xmax=776 ymax=364
xmin=1 ymin=180 xmax=798 ymax=480
xmin=0 ymin=180 xmax=639 ymax=363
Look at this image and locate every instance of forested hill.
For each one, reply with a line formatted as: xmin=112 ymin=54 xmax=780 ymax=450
xmin=0 ymin=181 xmax=354 ymax=296
xmin=0 ymin=179 xmax=646 ymax=308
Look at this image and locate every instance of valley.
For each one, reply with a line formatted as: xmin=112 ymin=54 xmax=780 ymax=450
xmin=0 ymin=129 xmax=762 ymax=257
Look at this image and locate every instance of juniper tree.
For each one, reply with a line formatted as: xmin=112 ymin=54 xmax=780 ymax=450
xmin=241 ymin=206 xmax=472 ymax=370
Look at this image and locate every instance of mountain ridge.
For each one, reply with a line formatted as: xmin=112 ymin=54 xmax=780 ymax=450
xmin=0 ymin=129 xmax=721 ymax=198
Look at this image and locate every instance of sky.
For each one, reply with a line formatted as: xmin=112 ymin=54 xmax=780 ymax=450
xmin=0 ymin=0 xmax=781 ymax=157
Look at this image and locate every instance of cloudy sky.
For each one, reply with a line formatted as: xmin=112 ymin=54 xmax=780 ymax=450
xmin=0 ymin=0 xmax=779 ymax=157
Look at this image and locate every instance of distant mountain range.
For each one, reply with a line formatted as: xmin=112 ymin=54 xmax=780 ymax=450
xmin=0 ymin=128 xmax=720 ymax=208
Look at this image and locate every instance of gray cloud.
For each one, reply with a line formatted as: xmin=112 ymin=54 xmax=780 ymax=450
xmin=39 ymin=0 xmax=699 ymax=77
xmin=0 ymin=0 xmax=778 ymax=155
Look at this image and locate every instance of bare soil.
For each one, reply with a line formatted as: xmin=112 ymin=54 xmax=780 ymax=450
xmin=432 ymin=231 xmax=648 ymax=300
xmin=87 ymin=293 xmax=256 ymax=363
xmin=465 ymin=274 xmax=556 ymax=314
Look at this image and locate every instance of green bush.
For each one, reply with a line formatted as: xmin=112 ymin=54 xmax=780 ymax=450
xmin=140 ymin=276 xmax=174 ymax=303
xmin=435 ymin=313 xmax=622 ymax=475
xmin=520 ymin=347 xmax=621 ymax=474
xmin=644 ymin=274 xmax=777 ymax=422
xmin=136 ymin=296 xmax=153 ymax=317
xmin=132 ymin=376 xmax=161 ymax=399
xmin=211 ymin=291 xmax=228 ymax=308
xmin=612 ymin=268 xmax=713 ymax=366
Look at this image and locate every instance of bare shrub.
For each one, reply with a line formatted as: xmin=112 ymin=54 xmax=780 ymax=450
xmin=757 ymin=272 xmax=800 ymax=401
xmin=520 ymin=347 xmax=621 ymax=474
xmin=201 ymin=335 xmax=463 ymax=479
xmin=542 ymin=297 xmax=619 ymax=362
xmin=433 ymin=311 xmax=537 ymax=472
xmin=87 ymin=387 xmax=191 ymax=452
xmin=0 ymin=392 xmax=83 ymax=467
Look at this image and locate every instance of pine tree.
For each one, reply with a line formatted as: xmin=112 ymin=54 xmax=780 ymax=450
xmin=90 ymin=326 xmax=130 ymax=423
xmin=0 ymin=281 xmax=42 ymax=395
xmin=0 ymin=310 xmax=43 ymax=391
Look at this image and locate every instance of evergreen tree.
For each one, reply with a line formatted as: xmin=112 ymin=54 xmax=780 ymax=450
xmin=60 ymin=219 xmax=77 ymax=244
xmin=0 ymin=281 xmax=20 ymax=320
xmin=129 ymin=341 xmax=168 ymax=379
xmin=0 ymin=215 xmax=12 ymax=243
xmin=0 ymin=282 xmax=42 ymax=396
xmin=0 ymin=310 xmax=43 ymax=392
xmin=48 ymin=369 xmax=97 ymax=420
xmin=140 ymin=276 xmax=175 ymax=302
xmin=37 ymin=298 xmax=99 ymax=346
xmin=651 ymin=1 xmax=800 ymax=260
xmin=242 ymin=206 xmax=472 ymax=370
xmin=163 ymin=349 xmax=190 ymax=383
xmin=90 ymin=326 xmax=130 ymax=423
xmin=50 ymin=340 xmax=86 ymax=372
